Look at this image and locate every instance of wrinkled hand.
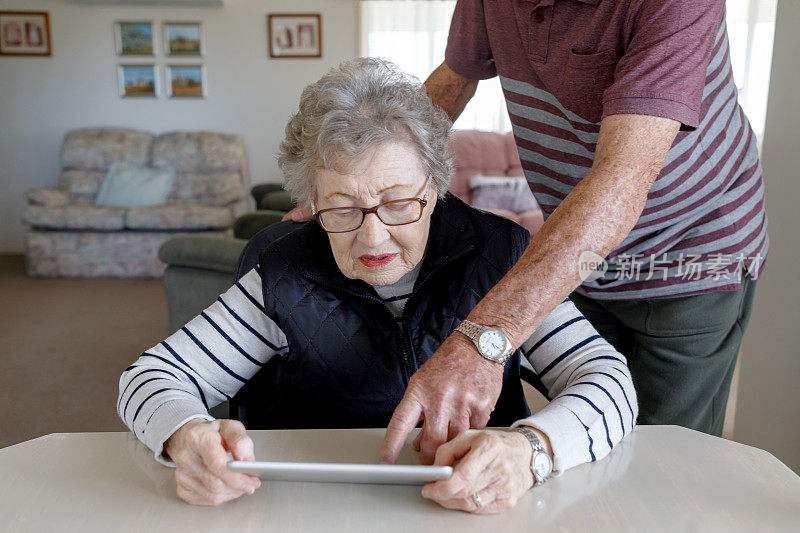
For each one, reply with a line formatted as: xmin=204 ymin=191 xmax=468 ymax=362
xmin=282 ymin=206 xmax=313 ymax=222
xmin=380 ymin=333 xmax=504 ymax=464
xmin=163 ymin=419 xmax=261 ymax=506
xmin=422 ymin=429 xmax=533 ymax=514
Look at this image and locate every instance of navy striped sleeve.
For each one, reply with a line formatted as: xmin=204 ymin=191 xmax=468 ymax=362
xmin=117 ymin=267 xmax=289 ymax=465
xmin=513 ymin=298 xmax=638 ymax=473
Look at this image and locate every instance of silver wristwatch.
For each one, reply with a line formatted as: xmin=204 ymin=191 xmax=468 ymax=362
xmin=512 ymin=426 xmax=553 ymax=486
xmin=454 ymin=319 xmax=513 ymax=365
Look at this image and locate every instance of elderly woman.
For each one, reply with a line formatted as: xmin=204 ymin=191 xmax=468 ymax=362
xmin=118 ymin=58 xmax=637 ymax=513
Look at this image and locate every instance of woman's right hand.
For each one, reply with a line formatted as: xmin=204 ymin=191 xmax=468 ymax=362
xmin=163 ymin=418 xmax=261 ymax=506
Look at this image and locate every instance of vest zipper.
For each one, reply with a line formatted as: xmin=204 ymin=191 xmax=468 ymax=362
xmin=398 ymin=245 xmax=475 ymax=378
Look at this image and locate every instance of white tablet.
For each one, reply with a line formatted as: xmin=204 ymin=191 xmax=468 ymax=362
xmin=227 ymin=461 xmax=452 ymax=485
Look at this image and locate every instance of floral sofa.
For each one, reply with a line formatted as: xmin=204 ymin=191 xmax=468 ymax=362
xmin=21 ymin=128 xmax=249 ymax=277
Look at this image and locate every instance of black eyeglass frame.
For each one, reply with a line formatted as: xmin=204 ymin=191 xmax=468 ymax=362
xmin=312 ymin=178 xmax=431 ymax=234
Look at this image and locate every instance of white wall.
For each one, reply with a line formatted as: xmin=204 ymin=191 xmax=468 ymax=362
xmin=0 ymin=0 xmax=358 ymax=251
xmin=733 ymin=0 xmax=800 ymax=473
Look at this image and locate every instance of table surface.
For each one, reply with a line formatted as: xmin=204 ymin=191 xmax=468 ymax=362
xmin=1 ymin=426 xmax=798 ymax=532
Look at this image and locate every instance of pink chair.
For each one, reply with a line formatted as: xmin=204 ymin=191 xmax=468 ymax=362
xmin=448 ymin=130 xmax=544 ymax=236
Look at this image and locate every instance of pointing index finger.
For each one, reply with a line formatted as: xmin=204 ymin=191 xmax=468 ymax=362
xmin=380 ymin=398 xmax=423 ymax=464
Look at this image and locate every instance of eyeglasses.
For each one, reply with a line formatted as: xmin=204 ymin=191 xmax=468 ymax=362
xmin=313 ymin=177 xmax=430 ymax=233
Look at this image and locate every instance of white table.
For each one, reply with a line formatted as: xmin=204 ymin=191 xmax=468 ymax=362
xmin=1 ymin=426 xmax=798 ymax=532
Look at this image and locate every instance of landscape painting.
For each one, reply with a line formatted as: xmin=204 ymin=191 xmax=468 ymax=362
xmin=167 ymin=65 xmax=205 ymax=98
xmin=116 ymin=21 xmax=153 ymax=56
xmin=118 ymin=65 xmax=157 ymax=97
xmin=165 ymin=22 xmax=202 ymax=56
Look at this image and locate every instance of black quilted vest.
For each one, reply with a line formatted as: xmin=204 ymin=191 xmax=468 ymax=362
xmin=253 ymin=194 xmax=531 ymax=429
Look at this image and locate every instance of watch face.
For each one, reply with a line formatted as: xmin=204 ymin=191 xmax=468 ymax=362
xmin=533 ymin=452 xmax=553 ymax=478
xmin=478 ymin=330 xmax=506 ymax=358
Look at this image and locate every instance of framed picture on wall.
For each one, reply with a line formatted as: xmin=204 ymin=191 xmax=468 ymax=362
xmin=165 ymin=64 xmax=206 ymax=98
xmin=268 ymin=13 xmax=321 ymax=59
xmin=115 ymin=21 xmax=154 ymax=56
xmin=163 ymin=22 xmax=203 ymax=57
xmin=118 ymin=64 xmax=158 ymax=98
xmin=0 ymin=11 xmax=51 ymax=56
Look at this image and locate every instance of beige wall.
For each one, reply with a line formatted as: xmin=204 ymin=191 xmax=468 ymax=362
xmin=733 ymin=0 xmax=800 ymax=473
xmin=0 ymin=0 xmax=358 ymax=252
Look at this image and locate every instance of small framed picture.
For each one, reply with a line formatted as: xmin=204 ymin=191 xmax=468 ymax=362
xmin=115 ymin=21 xmax=154 ymax=56
xmin=268 ymin=14 xmax=321 ymax=59
xmin=166 ymin=65 xmax=206 ymax=98
xmin=163 ymin=22 xmax=203 ymax=57
xmin=118 ymin=64 xmax=158 ymax=98
xmin=0 ymin=11 xmax=51 ymax=56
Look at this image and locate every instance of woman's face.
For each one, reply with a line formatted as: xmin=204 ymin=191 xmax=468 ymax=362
xmin=314 ymin=141 xmax=437 ymax=286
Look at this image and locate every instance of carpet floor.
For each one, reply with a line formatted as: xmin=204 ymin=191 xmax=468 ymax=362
xmin=0 ymin=254 xmax=169 ymax=449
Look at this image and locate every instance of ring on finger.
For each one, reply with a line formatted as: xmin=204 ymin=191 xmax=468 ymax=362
xmin=472 ymin=491 xmax=482 ymax=509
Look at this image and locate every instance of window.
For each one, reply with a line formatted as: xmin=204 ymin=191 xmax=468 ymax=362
xmin=358 ymin=0 xmax=510 ymax=132
xmin=725 ymin=0 xmax=777 ymax=147
xmin=359 ymin=0 xmax=776 ymax=141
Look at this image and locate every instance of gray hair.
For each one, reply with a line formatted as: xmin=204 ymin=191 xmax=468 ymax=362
xmin=278 ymin=57 xmax=453 ymax=207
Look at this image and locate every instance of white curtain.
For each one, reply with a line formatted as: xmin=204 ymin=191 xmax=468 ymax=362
xmin=359 ymin=0 xmax=511 ymax=132
xmin=359 ymin=0 xmax=776 ymax=139
xmin=726 ymin=0 xmax=777 ymax=147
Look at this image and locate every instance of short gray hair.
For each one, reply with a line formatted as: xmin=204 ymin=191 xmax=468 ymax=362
xmin=278 ymin=57 xmax=453 ymax=207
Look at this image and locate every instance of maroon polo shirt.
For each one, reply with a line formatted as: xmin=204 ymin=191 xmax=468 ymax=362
xmin=446 ymin=0 xmax=768 ymax=300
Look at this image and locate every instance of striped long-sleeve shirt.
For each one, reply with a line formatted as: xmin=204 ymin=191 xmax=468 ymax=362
xmin=118 ymin=266 xmax=637 ymax=474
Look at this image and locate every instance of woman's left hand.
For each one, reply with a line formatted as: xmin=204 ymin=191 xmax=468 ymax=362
xmin=421 ymin=429 xmax=534 ymax=514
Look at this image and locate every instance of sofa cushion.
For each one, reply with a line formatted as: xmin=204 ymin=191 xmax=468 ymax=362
xmin=60 ymin=128 xmax=152 ymax=171
xmin=152 ymin=132 xmax=246 ymax=172
xmin=95 ymin=162 xmax=175 ymax=208
xmin=519 ymin=210 xmax=545 ymax=235
xmin=469 ymin=175 xmax=538 ymax=214
xmin=126 ymin=205 xmax=232 ymax=230
xmin=23 ymin=205 xmax=126 ymax=230
xmin=57 ymin=170 xmax=107 ymax=199
xmin=168 ymin=171 xmax=245 ymax=206
xmin=26 ymin=188 xmax=73 ymax=207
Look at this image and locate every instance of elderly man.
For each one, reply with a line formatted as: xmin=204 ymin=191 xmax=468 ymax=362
xmin=370 ymin=0 xmax=768 ymax=463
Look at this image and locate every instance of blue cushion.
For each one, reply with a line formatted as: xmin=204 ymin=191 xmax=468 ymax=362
xmin=95 ymin=162 xmax=175 ymax=208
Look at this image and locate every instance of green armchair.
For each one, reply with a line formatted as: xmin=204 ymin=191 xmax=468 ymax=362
xmin=158 ymin=183 xmax=296 ymax=334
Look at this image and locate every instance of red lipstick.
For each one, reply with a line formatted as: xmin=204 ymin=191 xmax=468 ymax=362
xmin=359 ymin=253 xmax=398 ymax=267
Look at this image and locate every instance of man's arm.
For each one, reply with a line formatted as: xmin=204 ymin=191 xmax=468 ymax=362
xmin=469 ymin=113 xmax=680 ymax=346
xmin=381 ymin=112 xmax=680 ymax=464
xmin=425 ymin=61 xmax=478 ymax=123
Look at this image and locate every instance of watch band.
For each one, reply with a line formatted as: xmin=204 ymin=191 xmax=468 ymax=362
xmin=511 ymin=426 xmax=551 ymax=486
xmin=454 ymin=320 xmax=513 ymax=365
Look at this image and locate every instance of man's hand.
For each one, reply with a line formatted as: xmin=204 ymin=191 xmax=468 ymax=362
xmin=281 ymin=206 xmax=313 ymax=222
xmin=380 ymin=333 xmax=504 ymax=465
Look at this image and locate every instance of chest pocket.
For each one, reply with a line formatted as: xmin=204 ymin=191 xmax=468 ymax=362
xmin=560 ymin=48 xmax=618 ymax=123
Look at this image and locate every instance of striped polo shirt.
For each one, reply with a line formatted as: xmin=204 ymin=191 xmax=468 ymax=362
xmin=445 ymin=0 xmax=769 ymax=300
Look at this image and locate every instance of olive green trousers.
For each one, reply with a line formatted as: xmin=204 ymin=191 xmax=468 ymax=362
xmin=568 ymin=272 xmax=758 ymax=436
